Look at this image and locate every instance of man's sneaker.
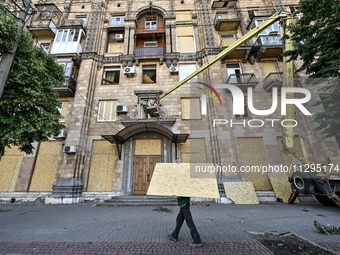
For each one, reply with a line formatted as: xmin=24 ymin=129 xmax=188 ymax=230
xmin=167 ymin=234 xmax=178 ymax=242
xmin=189 ymin=242 xmax=203 ymax=247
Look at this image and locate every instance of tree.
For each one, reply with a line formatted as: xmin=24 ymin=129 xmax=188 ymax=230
xmin=0 ymin=5 xmax=65 ymax=156
xmin=283 ymin=0 xmax=340 ymax=138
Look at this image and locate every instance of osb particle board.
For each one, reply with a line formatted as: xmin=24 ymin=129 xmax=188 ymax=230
xmin=0 ymin=156 xmax=22 ymax=192
xmin=176 ymin=25 xmax=194 ymax=35
xmin=268 ymin=173 xmax=293 ymax=203
xmin=147 ymin=163 xmax=220 ymax=198
xmin=244 ymin=177 xmax=273 ymax=191
xmin=135 ymin=139 xmax=162 ymax=156
xmin=223 ymin=182 xmax=259 ymax=204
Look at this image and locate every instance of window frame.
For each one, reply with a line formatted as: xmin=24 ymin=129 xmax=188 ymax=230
xmin=97 ymin=100 xmax=117 ymax=122
xmin=142 ymin=64 xmax=157 ymax=84
xmin=102 ymin=67 xmax=121 ymax=85
xmin=110 ymin=16 xmax=125 ymax=26
xmin=176 ymin=35 xmax=196 ymax=54
xmin=145 ymin=18 xmax=157 ymax=30
xmin=144 ymin=41 xmax=157 ymax=47
xmin=56 ymin=57 xmax=74 ymax=77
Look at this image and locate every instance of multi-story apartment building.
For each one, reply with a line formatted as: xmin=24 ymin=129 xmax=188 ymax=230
xmin=0 ymin=0 xmax=339 ymax=204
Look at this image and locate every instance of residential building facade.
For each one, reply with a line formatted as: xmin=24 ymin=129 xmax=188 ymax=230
xmin=0 ymin=0 xmax=339 ymax=203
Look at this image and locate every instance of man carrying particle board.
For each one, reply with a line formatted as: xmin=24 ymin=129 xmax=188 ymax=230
xmin=168 ymin=196 xmax=202 ymax=247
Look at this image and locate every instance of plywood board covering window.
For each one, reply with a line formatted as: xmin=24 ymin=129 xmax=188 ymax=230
xmin=181 ymin=98 xmax=201 ymax=120
xmin=108 ymin=43 xmax=124 ymax=53
xmin=97 ymin=100 xmax=117 ymax=121
xmin=263 ymin=61 xmax=278 ymax=77
xmin=87 ymin=140 xmax=116 ymax=191
xmin=177 ymin=36 xmax=195 ymax=53
xmin=135 ymin=139 xmax=162 ymax=156
xmin=180 ymin=138 xmax=206 ymax=163
xmin=0 ymin=146 xmax=24 ymax=192
xmin=175 ymin=11 xmax=191 ymax=21
xmin=237 ymin=138 xmax=271 ymax=191
xmin=29 ymin=141 xmax=62 ymax=191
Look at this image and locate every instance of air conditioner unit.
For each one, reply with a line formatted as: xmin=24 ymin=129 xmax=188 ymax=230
xmin=116 ymin=105 xmax=128 ymax=113
xmin=115 ymin=34 xmax=124 ymax=41
xmin=63 ymin=145 xmax=77 ymax=154
xmin=53 ymin=130 xmax=66 ymax=139
xmin=170 ymin=66 xmax=179 ymax=73
xmin=123 ymin=67 xmax=135 ymax=74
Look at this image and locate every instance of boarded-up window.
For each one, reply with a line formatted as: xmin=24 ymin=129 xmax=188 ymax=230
xmin=176 ymin=11 xmax=192 ymax=21
xmin=135 ymin=139 xmax=162 ymax=156
xmin=177 ymin=36 xmax=195 ymax=53
xmin=179 ymin=64 xmax=197 ymax=82
xmin=176 ymin=26 xmax=194 ymax=35
xmin=108 ymin=43 xmax=124 ymax=53
xmin=97 ymin=100 xmax=117 ymax=121
xmin=58 ymin=101 xmax=69 ymax=122
xmin=237 ymin=138 xmax=271 ymax=191
xmin=0 ymin=146 xmax=24 ymax=192
xmin=180 ymin=138 xmax=206 ymax=163
xmin=87 ymin=140 xmax=116 ymax=191
xmin=262 ymin=61 xmax=278 ymax=77
xmin=29 ymin=141 xmax=62 ymax=191
xmin=181 ymin=98 xmax=201 ymax=119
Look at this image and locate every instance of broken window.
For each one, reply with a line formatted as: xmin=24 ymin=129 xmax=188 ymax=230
xmin=142 ymin=65 xmax=157 ymax=83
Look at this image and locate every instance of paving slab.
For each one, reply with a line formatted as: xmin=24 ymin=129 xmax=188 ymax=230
xmin=0 ymin=202 xmax=339 ymax=254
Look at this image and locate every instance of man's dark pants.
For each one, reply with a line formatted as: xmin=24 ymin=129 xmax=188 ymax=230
xmin=171 ymin=203 xmax=202 ymax=244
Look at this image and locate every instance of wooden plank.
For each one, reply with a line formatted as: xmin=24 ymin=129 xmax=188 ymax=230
xmin=147 ymin=163 xmax=220 ymax=198
xmin=223 ymin=182 xmax=259 ymax=204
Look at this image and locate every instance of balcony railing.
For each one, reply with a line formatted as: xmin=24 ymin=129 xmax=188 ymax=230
xmin=135 ymin=47 xmax=164 ymax=56
xmin=227 ymin=73 xmax=258 ymax=84
xmin=214 ymin=12 xmax=241 ymax=31
xmin=254 ymin=34 xmax=282 ymax=46
xmin=53 ymin=77 xmax=76 ymax=97
xmin=263 ymin=72 xmax=283 ymax=91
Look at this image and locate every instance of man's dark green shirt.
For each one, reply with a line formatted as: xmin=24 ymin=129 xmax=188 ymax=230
xmin=178 ymin=196 xmax=190 ymax=207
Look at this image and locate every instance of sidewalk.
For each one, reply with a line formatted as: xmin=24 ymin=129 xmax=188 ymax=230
xmin=0 ymin=202 xmax=339 ymax=254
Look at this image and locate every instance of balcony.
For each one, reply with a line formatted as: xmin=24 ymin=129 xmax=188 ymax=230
xmin=135 ymin=47 xmax=164 ymax=56
xmin=28 ymin=4 xmax=62 ymax=38
xmin=263 ymin=72 xmax=283 ymax=92
xmin=50 ymin=29 xmax=85 ymax=55
xmin=219 ymin=39 xmax=251 ymax=60
xmin=211 ymin=0 xmax=238 ymax=9
xmin=252 ymin=34 xmax=283 ymax=60
xmin=53 ymin=77 xmax=76 ymax=97
xmin=226 ymin=73 xmax=259 ymax=92
xmin=60 ymin=19 xmax=86 ymax=31
xmin=214 ymin=12 xmax=241 ymax=31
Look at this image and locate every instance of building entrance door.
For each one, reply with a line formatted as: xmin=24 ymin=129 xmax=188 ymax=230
xmin=132 ymin=138 xmax=162 ymax=195
xmin=132 ymin=155 xmax=161 ymax=195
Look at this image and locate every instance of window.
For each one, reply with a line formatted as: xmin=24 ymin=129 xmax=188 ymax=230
xmin=102 ymin=67 xmax=120 ymax=85
xmin=40 ymin=42 xmax=50 ymax=52
xmin=76 ymin=16 xmax=87 ymax=27
xmin=179 ymin=64 xmax=197 ymax=82
xmin=235 ymin=96 xmax=249 ymax=118
xmin=57 ymin=101 xmax=69 ymax=122
xmin=227 ymin=63 xmax=242 ymax=83
xmin=144 ymin=41 xmax=157 ymax=47
xmin=181 ymin=98 xmax=201 ymax=120
xmin=220 ymin=33 xmax=236 ymax=47
xmin=140 ymin=99 xmax=152 ymax=119
xmin=56 ymin=58 xmax=73 ymax=77
xmin=110 ymin=16 xmax=125 ymax=25
xmin=55 ymin=29 xmax=79 ymax=43
xmin=177 ymin=35 xmax=195 ymax=53
xmin=145 ymin=18 xmax=157 ymax=30
xmin=97 ymin=100 xmax=117 ymax=121
xmin=288 ymin=7 xmax=302 ymax=19
xmin=142 ymin=65 xmax=157 ymax=83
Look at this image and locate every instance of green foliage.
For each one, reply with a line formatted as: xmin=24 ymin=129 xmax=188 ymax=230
xmin=314 ymin=220 xmax=340 ymax=235
xmin=0 ymin=4 xmax=18 ymax=54
xmin=0 ymin=10 xmax=65 ymax=156
xmin=283 ymin=0 xmax=340 ymax=137
xmin=153 ymin=206 xmax=173 ymax=213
